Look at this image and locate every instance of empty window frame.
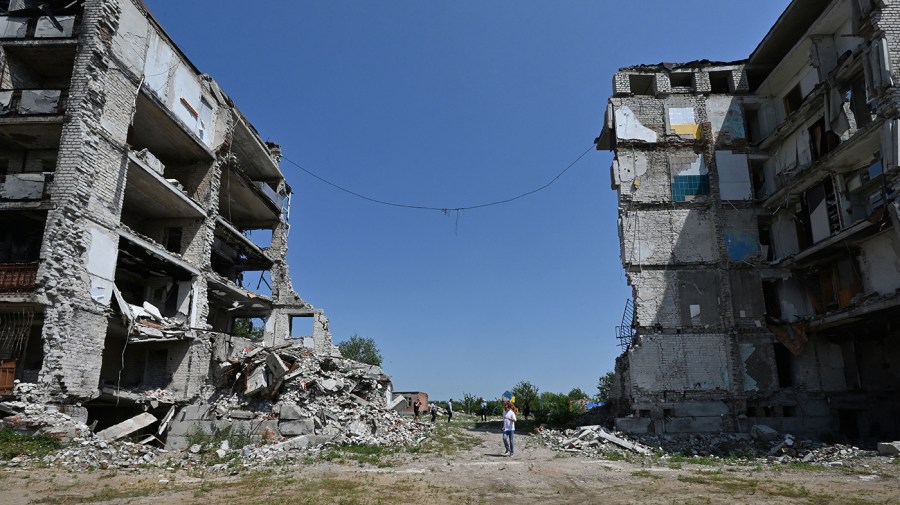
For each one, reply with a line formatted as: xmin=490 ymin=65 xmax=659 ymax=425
xmin=709 ymin=71 xmax=732 ymax=93
xmin=629 ymin=74 xmax=655 ymax=96
xmin=783 ymin=84 xmax=803 ymax=116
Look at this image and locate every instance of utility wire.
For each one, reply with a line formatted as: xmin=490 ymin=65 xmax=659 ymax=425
xmin=281 ymin=144 xmax=595 ymax=213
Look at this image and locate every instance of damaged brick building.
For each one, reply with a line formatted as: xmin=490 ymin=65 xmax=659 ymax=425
xmin=0 ymin=0 xmax=337 ymax=428
xmin=597 ymin=0 xmax=900 ymax=440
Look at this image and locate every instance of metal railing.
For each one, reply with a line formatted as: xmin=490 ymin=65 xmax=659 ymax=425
xmin=0 ymin=263 xmax=38 ymax=293
xmin=615 ymin=298 xmax=635 ymax=350
xmin=0 ymin=89 xmax=67 ymax=117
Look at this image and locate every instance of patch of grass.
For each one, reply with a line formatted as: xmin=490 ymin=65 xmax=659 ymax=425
xmin=31 ymin=482 xmax=170 ymax=505
xmin=0 ymin=429 xmax=62 ymax=460
xmin=631 ymin=469 xmax=662 ymax=479
xmin=667 ymin=454 xmax=721 ymax=466
xmin=413 ymin=419 xmax=481 ymax=456
xmin=318 ymin=444 xmax=400 ymax=467
xmin=601 ymin=450 xmax=626 ymax=461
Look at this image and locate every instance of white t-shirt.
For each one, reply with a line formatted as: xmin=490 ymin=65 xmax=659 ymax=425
xmin=503 ymin=409 xmax=516 ymax=431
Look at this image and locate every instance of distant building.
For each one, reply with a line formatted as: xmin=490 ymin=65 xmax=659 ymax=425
xmin=0 ymin=0 xmax=335 ymax=421
xmin=597 ymin=0 xmax=900 ymax=440
xmin=392 ymin=392 xmax=428 ymax=415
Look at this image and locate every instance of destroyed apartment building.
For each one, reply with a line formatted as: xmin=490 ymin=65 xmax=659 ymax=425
xmin=0 ymin=0 xmax=346 ymax=437
xmin=597 ymin=0 xmax=900 ymax=441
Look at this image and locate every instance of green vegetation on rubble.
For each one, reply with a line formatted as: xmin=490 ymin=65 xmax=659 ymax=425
xmin=0 ymin=428 xmax=62 ymax=460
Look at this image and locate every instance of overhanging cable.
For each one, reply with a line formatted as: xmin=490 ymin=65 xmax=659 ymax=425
xmin=281 ymin=144 xmax=595 ymax=212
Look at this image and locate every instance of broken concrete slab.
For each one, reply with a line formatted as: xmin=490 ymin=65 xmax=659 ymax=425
xmin=245 ymin=366 xmax=268 ymax=396
xmin=877 ymin=442 xmax=900 ymax=456
xmin=751 ymin=424 xmax=779 ymax=442
xmin=96 ymin=412 xmax=157 ymax=442
xmin=279 ymin=418 xmax=315 ymax=436
xmin=229 ymin=410 xmax=255 ymax=420
xmin=266 ymin=353 xmax=289 ymax=379
xmin=279 ymin=403 xmax=304 ymax=420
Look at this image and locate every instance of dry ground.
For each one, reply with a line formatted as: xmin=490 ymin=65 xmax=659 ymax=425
xmin=4 ymin=419 xmax=900 ymax=505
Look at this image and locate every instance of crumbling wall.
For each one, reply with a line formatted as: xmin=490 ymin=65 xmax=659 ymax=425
xmin=628 ymin=333 xmax=732 ymax=394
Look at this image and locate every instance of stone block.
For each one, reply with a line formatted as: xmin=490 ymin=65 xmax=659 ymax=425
xmin=877 ymin=442 xmax=900 ymax=456
xmin=167 ymin=420 xmax=215 ymax=437
xmin=279 ymin=418 xmax=315 ymax=436
xmin=279 ymin=403 xmax=304 ymax=420
xmin=177 ymin=404 xmax=212 ymax=422
xmin=229 ymin=410 xmax=255 ymax=420
xmin=751 ymin=424 xmax=779 ymax=441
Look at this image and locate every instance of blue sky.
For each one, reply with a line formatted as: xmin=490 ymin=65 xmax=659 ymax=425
xmin=145 ymin=1 xmax=790 ymax=401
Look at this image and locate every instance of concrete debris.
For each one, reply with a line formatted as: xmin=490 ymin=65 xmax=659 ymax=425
xmin=539 ymin=425 xmax=653 ymax=459
xmin=96 ymin=413 xmax=158 ymax=442
xmin=539 ymin=426 xmax=882 ymax=467
xmin=877 ymin=442 xmax=900 ymax=456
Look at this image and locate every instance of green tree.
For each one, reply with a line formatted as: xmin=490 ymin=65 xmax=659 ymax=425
xmin=510 ymin=380 xmax=540 ymax=405
xmin=567 ymin=387 xmax=589 ymax=401
xmin=595 ymin=371 xmax=615 ymax=402
xmin=232 ymin=317 xmax=264 ymax=340
xmin=337 ymin=334 xmax=383 ymax=366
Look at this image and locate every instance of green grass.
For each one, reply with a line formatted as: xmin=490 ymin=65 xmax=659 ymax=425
xmin=318 ymin=444 xmax=401 ymax=467
xmin=0 ymin=429 xmax=62 ymax=460
xmin=631 ymin=469 xmax=662 ymax=479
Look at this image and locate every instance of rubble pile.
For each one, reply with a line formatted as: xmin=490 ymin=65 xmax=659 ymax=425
xmin=164 ymin=341 xmax=431 ymax=457
xmin=0 ymin=397 xmax=91 ymax=443
xmin=538 ymin=425 xmax=653 ymax=459
xmin=539 ymin=424 xmax=884 ymax=467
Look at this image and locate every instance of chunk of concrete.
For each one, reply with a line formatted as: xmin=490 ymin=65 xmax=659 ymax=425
xmin=245 ymin=365 xmax=268 ymax=396
xmin=280 ymin=435 xmax=309 ymax=450
xmin=96 ymin=412 xmax=157 ymax=441
xmin=877 ymin=442 xmax=900 ymax=456
xmin=229 ymin=410 xmax=255 ymax=420
xmin=266 ymin=353 xmax=289 ymax=379
xmin=279 ymin=403 xmax=304 ymax=421
xmin=279 ymin=418 xmax=315 ymax=436
xmin=751 ymin=424 xmax=779 ymax=442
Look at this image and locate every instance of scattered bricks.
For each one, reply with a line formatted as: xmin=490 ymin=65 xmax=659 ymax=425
xmin=96 ymin=412 xmax=157 ymax=442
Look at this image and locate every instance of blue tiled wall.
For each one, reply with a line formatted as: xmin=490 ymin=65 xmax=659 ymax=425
xmin=672 ymin=174 xmax=710 ymax=202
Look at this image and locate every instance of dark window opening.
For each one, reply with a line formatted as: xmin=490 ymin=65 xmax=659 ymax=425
xmin=629 ymin=74 xmax=655 ymax=96
xmin=744 ymin=106 xmax=761 ymax=143
xmin=709 ymin=71 xmax=732 ymax=93
xmin=670 ymin=72 xmax=692 ymax=89
xmin=783 ymin=84 xmax=803 ymax=116
xmin=838 ymin=409 xmax=860 ymax=439
xmin=163 ymin=227 xmax=182 ymax=254
xmin=758 ymin=221 xmax=774 ymax=262
xmin=809 ymin=118 xmax=840 ymax=161
xmin=762 ymin=281 xmax=781 ymax=318
xmin=794 ymin=197 xmax=813 ymax=251
xmin=774 ymin=342 xmax=793 ymax=387
xmin=782 ymin=405 xmax=796 ymax=417
xmin=750 ymin=159 xmax=767 ymax=199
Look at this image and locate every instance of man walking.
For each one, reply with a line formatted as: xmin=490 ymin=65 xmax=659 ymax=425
xmin=447 ymin=399 xmax=453 ymax=423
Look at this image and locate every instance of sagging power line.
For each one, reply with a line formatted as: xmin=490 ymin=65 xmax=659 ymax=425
xmin=280 ymin=144 xmax=595 ymax=213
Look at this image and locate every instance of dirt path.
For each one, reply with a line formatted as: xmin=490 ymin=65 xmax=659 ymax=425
xmin=5 ymin=421 xmax=900 ymax=504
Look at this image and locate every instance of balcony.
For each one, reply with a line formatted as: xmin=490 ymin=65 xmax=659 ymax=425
xmin=0 ymin=172 xmax=52 ymax=201
xmin=121 ymin=151 xmax=205 ymax=220
xmin=0 ymin=15 xmax=78 ymax=40
xmin=219 ymin=166 xmax=282 ymax=229
xmin=0 ymin=88 xmax=66 ymax=118
xmin=0 ymin=262 xmax=37 ymax=293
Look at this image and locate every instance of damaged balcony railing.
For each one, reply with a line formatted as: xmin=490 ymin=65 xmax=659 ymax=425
xmin=0 ymin=14 xmax=78 ymax=39
xmin=253 ymin=180 xmax=286 ymax=209
xmin=0 ymin=172 xmax=53 ymax=200
xmin=0 ymin=89 xmax=67 ymax=117
xmin=0 ymin=262 xmax=38 ymax=293
xmin=615 ymin=298 xmax=635 ymax=350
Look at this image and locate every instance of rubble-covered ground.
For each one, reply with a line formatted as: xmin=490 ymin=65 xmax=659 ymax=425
xmin=4 ymin=418 xmax=900 ymax=505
